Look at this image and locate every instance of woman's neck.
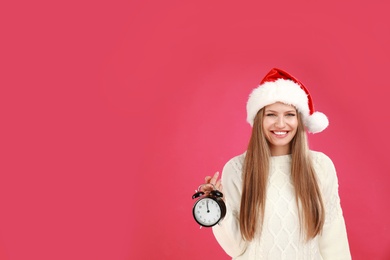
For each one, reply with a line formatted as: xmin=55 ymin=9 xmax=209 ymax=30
xmin=269 ymin=145 xmax=291 ymax=156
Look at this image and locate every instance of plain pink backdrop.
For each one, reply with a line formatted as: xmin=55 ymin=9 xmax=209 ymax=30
xmin=1 ymin=0 xmax=389 ymax=259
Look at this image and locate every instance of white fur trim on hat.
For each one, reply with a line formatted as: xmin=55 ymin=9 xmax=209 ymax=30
xmin=246 ymin=78 xmax=329 ymax=133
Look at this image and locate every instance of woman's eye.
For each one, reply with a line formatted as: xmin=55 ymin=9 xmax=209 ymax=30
xmin=286 ymin=113 xmax=296 ymax=117
xmin=266 ymin=113 xmax=276 ymax=117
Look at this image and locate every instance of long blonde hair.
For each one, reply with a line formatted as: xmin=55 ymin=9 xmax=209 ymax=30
xmin=240 ymin=108 xmax=325 ymax=241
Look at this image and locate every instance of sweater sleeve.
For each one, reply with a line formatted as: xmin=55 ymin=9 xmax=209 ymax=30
xmin=212 ymin=157 xmax=248 ymax=257
xmin=317 ymin=153 xmax=351 ymax=260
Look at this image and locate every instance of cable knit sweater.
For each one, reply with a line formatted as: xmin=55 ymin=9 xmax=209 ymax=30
xmin=212 ymin=151 xmax=351 ymax=260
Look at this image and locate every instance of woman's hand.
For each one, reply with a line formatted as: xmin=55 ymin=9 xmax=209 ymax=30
xmin=205 ymin=171 xmax=222 ymax=191
xmin=201 ymin=172 xmax=223 ymax=199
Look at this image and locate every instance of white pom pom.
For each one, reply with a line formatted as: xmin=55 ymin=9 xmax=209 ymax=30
xmin=306 ymin=112 xmax=329 ymax=133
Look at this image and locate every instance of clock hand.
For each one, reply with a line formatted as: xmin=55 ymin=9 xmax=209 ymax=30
xmin=206 ymin=200 xmax=210 ymax=213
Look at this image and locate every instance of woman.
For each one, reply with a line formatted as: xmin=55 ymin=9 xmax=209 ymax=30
xmin=204 ymin=68 xmax=351 ymax=259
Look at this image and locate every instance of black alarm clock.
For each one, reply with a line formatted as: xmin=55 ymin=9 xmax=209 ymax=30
xmin=192 ymin=183 xmax=226 ymax=227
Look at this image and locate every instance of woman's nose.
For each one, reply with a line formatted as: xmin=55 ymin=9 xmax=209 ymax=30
xmin=275 ymin=116 xmax=286 ymax=128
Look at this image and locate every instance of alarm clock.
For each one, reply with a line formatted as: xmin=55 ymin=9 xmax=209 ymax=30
xmin=192 ymin=183 xmax=226 ymax=227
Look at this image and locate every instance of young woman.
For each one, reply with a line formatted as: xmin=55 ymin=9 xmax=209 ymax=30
xmin=204 ymin=68 xmax=351 ymax=259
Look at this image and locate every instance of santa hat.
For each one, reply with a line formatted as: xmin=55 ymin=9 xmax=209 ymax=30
xmin=246 ymin=68 xmax=329 ymax=133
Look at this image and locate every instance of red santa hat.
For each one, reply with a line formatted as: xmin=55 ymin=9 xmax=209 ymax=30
xmin=246 ymin=68 xmax=329 ymax=133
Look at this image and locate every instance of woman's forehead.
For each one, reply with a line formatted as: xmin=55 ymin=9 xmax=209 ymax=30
xmin=264 ymin=102 xmax=297 ymax=111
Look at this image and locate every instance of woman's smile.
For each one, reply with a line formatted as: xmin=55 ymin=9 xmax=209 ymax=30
xmin=271 ymin=131 xmax=289 ymax=137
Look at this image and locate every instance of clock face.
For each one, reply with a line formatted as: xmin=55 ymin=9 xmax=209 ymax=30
xmin=193 ymin=197 xmax=221 ymax=227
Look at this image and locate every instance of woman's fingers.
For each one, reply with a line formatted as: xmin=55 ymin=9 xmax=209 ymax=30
xmin=204 ymin=172 xmax=219 ymax=184
xmin=215 ymin=179 xmax=222 ymax=192
xmin=209 ymin=171 xmax=219 ymax=185
xmin=201 ymin=172 xmax=221 ymax=192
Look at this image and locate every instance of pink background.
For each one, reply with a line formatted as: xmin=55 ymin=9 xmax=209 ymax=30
xmin=1 ymin=0 xmax=389 ymax=259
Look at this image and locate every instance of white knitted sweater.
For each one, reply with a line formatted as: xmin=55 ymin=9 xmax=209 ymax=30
xmin=212 ymin=151 xmax=351 ymax=260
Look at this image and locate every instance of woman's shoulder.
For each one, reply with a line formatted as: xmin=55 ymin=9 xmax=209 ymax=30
xmin=309 ymin=150 xmax=338 ymax=186
xmin=309 ymin=150 xmax=335 ymax=168
xmin=226 ymin=152 xmax=246 ymax=164
xmin=221 ymin=152 xmax=246 ymax=178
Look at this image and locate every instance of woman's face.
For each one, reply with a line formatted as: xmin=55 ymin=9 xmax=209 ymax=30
xmin=262 ymin=102 xmax=298 ymax=156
